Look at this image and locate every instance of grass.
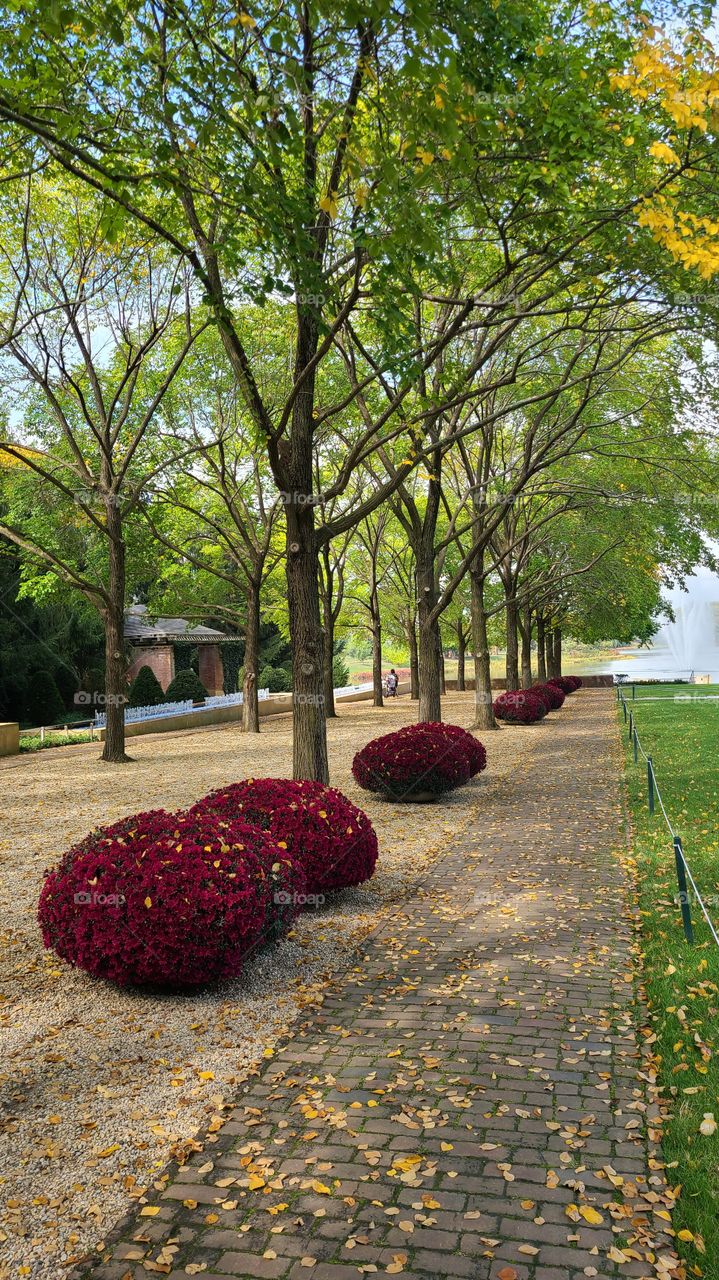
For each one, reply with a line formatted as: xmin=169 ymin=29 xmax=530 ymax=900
xmin=621 ymin=688 xmax=719 ymax=1273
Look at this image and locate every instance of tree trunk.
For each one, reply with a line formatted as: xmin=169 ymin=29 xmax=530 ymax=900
xmin=505 ymin=593 xmax=520 ymax=692
xmin=322 ymin=594 xmax=337 ymax=718
xmin=519 ymin=606 xmax=533 ymax=689
xmin=408 ymin=618 xmax=419 ymax=700
xmin=547 ymin=624 xmax=562 ymax=679
xmin=439 ymin=636 xmax=446 ymax=696
xmin=370 ymin=587 xmax=383 ymax=708
xmin=242 ymin=580 xmax=261 ymax=732
xmin=536 ymin=615 xmax=547 ymax=682
xmin=417 ymin=555 xmax=441 ymax=722
xmin=470 ymin=557 xmax=497 ymax=730
xmin=102 ymin=502 xmax=130 ymax=763
xmin=286 ymin=502 xmax=329 ymax=783
xmin=457 ymin=621 xmax=466 ymax=692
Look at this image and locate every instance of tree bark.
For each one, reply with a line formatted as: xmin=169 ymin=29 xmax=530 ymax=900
xmin=536 ymin=614 xmax=547 ymax=682
xmin=554 ymin=626 xmax=563 ymax=677
xmin=505 ymin=593 xmax=520 ymax=692
xmin=370 ymin=586 xmax=383 ymax=708
xmin=286 ymin=499 xmax=329 ymax=783
xmin=407 ymin=618 xmax=419 ymax=700
xmin=457 ymin=620 xmax=466 ymax=692
xmin=322 ymin=592 xmax=337 ymax=718
xmin=417 ymin=553 xmax=441 ymax=722
xmin=102 ymin=501 xmax=130 ymax=763
xmin=439 ymin=636 xmax=446 ymax=696
xmin=470 ymin=556 xmax=497 ymax=730
xmin=242 ymin=579 xmax=261 ymax=732
xmin=519 ymin=606 xmax=533 ymax=689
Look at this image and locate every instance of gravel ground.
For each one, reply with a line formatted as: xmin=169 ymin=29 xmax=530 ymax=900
xmin=0 ymin=693 xmax=538 ymax=1279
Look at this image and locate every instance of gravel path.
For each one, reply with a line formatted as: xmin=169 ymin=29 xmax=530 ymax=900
xmin=0 ymin=694 xmax=535 ymax=1279
xmin=74 ymin=688 xmax=679 ymax=1280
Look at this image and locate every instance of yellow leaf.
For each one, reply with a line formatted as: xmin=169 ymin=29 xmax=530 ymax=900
xmin=140 ymin=1206 xmax=160 ymax=1217
xmin=144 ymin=896 xmax=152 ymax=908
xmin=649 ymin=140 xmax=681 ymax=166
xmin=319 ymin=193 xmax=339 ymax=218
xmin=579 ymin=1206 xmax=603 ymax=1225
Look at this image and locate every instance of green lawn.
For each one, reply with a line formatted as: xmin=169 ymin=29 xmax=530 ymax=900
xmin=620 ymin=689 xmax=719 ymax=1272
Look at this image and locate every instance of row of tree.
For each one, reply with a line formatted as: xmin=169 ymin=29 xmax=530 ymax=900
xmin=0 ymin=0 xmax=717 ymax=778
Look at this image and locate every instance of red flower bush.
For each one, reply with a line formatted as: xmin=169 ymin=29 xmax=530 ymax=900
xmin=493 ymin=690 xmax=547 ymax=724
xmin=532 ymin=682 xmax=565 ymax=711
xmin=548 ymin=675 xmax=581 ymax=694
xmin=193 ymin=779 xmax=378 ymax=894
xmin=352 ymin=721 xmax=487 ymax=800
xmin=38 ymin=811 xmax=304 ymax=988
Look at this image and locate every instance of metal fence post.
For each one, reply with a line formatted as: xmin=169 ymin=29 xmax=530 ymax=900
xmin=622 ymin=697 xmax=627 ymax=723
xmin=628 ymin=710 xmax=633 ymax=742
xmin=674 ymin=837 xmax=694 ymax=944
xmin=647 ymin=756 xmax=654 ymax=815
xmin=632 ymin=683 xmax=636 ymax=700
xmin=633 ymin=726 xmax=638 ymax=764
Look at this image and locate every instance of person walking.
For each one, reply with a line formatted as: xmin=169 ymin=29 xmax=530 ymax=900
xmin=386 ymin=668 xmax=399 ymax=697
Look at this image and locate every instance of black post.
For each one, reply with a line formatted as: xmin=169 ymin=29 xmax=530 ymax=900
xmin=628 ymin=710 xmax=633 ymax=741
xmin=674 ymin=836 xmax=694 ymax=944
xmin=622 ymin=697 xmax=627 ymax=723
xmin=632 ymin=683 xmax=636 ymax=700
xmin=647 ymin=756 xmax=655 ymax=815
xmin=633 ymin=726 xmax=638 ymax=764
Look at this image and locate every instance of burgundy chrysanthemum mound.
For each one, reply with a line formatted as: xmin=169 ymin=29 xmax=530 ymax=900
xmin=351 ymin=721 xmax=487 ymax=800
xmin=38 ymin=811 xmax=304 ymax=988
xmin=193 ymin=778 xmax=378 ymax=894
xmin=493 ymin=690 xmax=547 ymax=724
xmin=548 ymin=675 xmax=581 ymax=694
xmin=532 ymin=682 xmax=565 ymax=711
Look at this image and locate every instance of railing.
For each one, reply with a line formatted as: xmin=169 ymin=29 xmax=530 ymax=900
xmin=618 ymin=686 xmax=719 ymax=948
xmin=93 ymin=688 xmax=270 ymax=728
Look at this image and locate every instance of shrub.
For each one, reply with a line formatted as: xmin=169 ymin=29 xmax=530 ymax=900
xmin=532 ymin=682 xmax=565 ymax=711
xmin=127 ymin=664 xmax=166 ymax=708
xmin=25 ymin=669 xmax=66 ymax=726
xmin=38 ymin=810 xmax=304 ymax=988
xmin=194 ymin=778 xmax=378 ymax=893
xmin=493 ymin=690 xmax=547 ymax=724
xmin=165 ymin=668 xmax=208 ymax=703
xmin=259 ymin=665 xmax=292 ymax=693
xmin=352 ymin=721 xmax=487 ymax=800
xmin=547 ymin=675 xmax=581 ymax=695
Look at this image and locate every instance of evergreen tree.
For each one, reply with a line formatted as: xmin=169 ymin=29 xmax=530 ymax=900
xmin=127 ymin=665 xmax=165 ymax=708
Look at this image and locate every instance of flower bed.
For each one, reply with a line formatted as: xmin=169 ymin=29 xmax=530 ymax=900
xmin=352 ymin=721 xmax=487 ymax=800
xmin=532 ymin=682 xmax=565 ymax=711
xmin=38 ymin=811 xmax=303 ymax=988
xmin=193 ymin=778 xmax=378 ymax=894
xmin=493 ymin=690 xmax=547 ymax=724
xmin=548 ymin=675 xmax=582 ymax=694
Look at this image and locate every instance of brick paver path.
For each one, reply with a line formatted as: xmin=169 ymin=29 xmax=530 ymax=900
xmin=82 ymin=692 xmax=677 ymax=1280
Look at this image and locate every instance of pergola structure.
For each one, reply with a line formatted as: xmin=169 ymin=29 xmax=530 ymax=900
xmin=124 ymin=604 xmax=232 ymax=696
